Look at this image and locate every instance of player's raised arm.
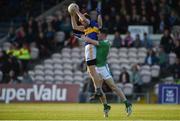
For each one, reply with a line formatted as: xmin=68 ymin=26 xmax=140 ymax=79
xmin=96 ymin=8 xmax=102 ymax=29
xmin=75 ymin=8 xmax=90 ymax=25
xmin=81 ymin=35 xmax=99 ymax=45
xmin=70 ymin=14 xmax=84 ymax=32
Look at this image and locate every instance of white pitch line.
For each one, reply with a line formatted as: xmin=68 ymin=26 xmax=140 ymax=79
xmin=0 ymin=119 xmax=180 ymax=121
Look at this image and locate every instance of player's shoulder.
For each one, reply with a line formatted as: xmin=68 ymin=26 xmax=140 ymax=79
xmin=99 ymin=39 xmax=110 ymax=46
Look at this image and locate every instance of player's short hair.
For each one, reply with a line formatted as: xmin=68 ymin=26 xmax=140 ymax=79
xmin=101 ymin=28 xmax=108 ymax=35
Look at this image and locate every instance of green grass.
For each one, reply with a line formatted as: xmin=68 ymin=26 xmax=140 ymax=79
xmin=0 ymin=103 xmax=180 ymax=120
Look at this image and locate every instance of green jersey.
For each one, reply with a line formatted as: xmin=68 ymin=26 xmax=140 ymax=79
xmin=96 ymin=40 xmax=110 ymax=67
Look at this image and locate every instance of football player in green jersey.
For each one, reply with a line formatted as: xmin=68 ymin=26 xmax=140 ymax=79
xmin=79 ymin=29 xmax=132 ymax=117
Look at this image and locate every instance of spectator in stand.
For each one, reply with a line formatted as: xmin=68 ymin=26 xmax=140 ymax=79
xmin=25 ymin=27 xmax=36 ymax=44
xmin=0 ymin=50 xmax=21 ymax=83
xmin=113 ymin=15 xmax=122 ymax=32
xmin=143 ymin=32 xmax=152 ymax=49
xmin=160 ymin=29 xmax=175 ymax=53
xmin=66 ymin=35 xmax=79 ymax=48
xmin=112 ymin=31 xmax=122 ymax=48
xmin=60 ymin=17 xmax=71 ymax=38
xmin=168 ymin=58 xmax=180 ymax=80
xmin=118 ymin=67 xmax=130 ymax=84
xmin=133 ymin=34 xmax=142 ymax=48
xmin=145 ymin=49 xmax=159 ymax=65
xmin=16 ymin=25 xmax=26 ymax=45
xmin=169 ymin=10 xmax=179 ymax=27
xmin=103 ymin=15 xmax=114 ymax=34
xmin=158 ymin=46 xmax=168 ymax=68
xmin=158 ymin=14 xmax=168 ymax=33
xmin=121 ymin=31 xmax=133 ymax=47
xmin=131 ymin=64 xmax=142 ymax=100
xmin=44 ymin=23 xmax=55 ymax=51
xmin=7 ymin=26 xmax=17 ymax=43
xmin=173 ymin=39 xmax=180 ymax=59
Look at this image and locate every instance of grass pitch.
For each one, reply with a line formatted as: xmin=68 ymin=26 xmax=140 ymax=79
xmin=0 ymin=103 xmax=180 ymax=120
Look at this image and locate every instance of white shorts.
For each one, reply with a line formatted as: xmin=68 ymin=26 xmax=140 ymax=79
xmin=96 ymin=64 xmax=112 ymax=80
xmin=85 ymin=44 xmax=96 ymax=62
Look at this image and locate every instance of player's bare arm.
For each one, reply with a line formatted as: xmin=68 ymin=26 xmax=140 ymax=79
xmin=74 ymin=8 xmax=90 ymax=25
xmin=81 ymin=35 xmax=99 ymax=45
xmin=70 ymin=14 xmax=84 ymax=32
xmin=96 ymin=8 xmax=102 ymax=29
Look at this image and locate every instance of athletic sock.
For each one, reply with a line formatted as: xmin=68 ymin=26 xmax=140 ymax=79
xmin=103 ymin=104 xmax=108 ymax=109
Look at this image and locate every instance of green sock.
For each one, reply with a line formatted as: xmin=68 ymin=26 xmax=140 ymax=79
xmin=103 ymin=104 xmax=108 ymax=109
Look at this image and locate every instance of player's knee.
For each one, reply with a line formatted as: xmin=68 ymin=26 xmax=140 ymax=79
xmin=110 ymin=84 xmax=117 ymax=92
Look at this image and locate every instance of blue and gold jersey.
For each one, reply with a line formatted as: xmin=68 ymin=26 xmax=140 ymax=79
xmin=84 ymin=20 xmax=100 ymax=45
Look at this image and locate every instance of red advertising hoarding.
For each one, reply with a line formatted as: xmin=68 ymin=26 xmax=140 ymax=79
xmin=0 ymin=84 xmax=80 ymax=103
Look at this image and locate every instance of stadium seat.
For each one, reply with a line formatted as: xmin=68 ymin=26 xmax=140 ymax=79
xmin=116 ymin=83 xmax=124 ymax=90
xmin=30 ymin=47 xmax=39 ymax=59
xmin=138 ymin=52 xmax=147 ymax=58
xmin=34 ymin=75 xmax=44 ymax=82
xmin=35 ymin=65 xmax=44 ymax=70
xmin=74 ymin=81 xmax=84 ymax=88
xmin=123 ymin=83 xmax=133 ymax=96
xmin=54 ymin=69 xmax=63 ymax=76
xmin=138 ymin=57 xmax=145 ymax=64
xmin=109 ymin=52 xmax=118 ymax=58
xmin=63 ymin=64 xmax=73 ymax=70
xmin=154 ymin=84 xmax=159 ymax=95
xmin=141 ymin=65 xmax=150 ymax=71
xmin=74 ymin=76 xmax=84 ymax=82
xmin=54 ymin=75 xmax=64 ymax=82
xmin=52 ymin=53 xmax=61 ymax=59
xmin=44 ymin=75 xmax=54 ymax=82
xmin=44 ymin=64 xmax=53 ymax=70
xmin=44 ymin=59 xmax=53 ymax=65
xmin=74 ymin=71 xmax=83 ymax=76
xmin=72 ymin=47 xmax=81 ymax=53
xmin=128 ymin=48 xmax=137 ymax=53
xmin=64 ymin=76 xmax=73 ymax=82
xmin=129 ymin=57 xmax=138 ymax=65
xmin=0 ymin=71 xmax=3 ymax=82
xmin=128 ymin=52 xmax=137 ymax=58
xmin=163 ymin=76 xmax=174 ymax=84
xmin=28 ymin=71 xmax=35 ymax=78
xmin=71 ymin=52 xmax=81 ymax=58
xmin=55 ymin=31 xmax=65 ymax=43
xmin=151 ymin=65 xmax=160 ymax=77
xmin=119 ymin=48 xmax=128 ymax=53
xmin=108 ymin=58 xmax=119 ymax=64
xmin=64 ymin=70 xmax=73 ymax=76
xmin=62 ymin=48 xmax=71 ymax=53
xmin=54 ymin=64 xmax=63 ymax=70
xmin=111 ymin=63 xmax=120 ymax=71
xmin=52 ymin=58 xmax=62 ymax=64
xmin=119 ymin=58 xmax=129 ymax=65
xmin=119 ymin=52 xmax=128 ymax=58
xmin=140 ymin=70 xmax=151 ymax=83
xmin=44 ymin=70 xmax=54 ymax=76
xmin=138 ymin=47 xmax=147 ymax=53
xmin=120 ymin=64 xmax=131 ymax=70
xmin=34 ymin=70 xmax=44 ymax=76
xmin=62 ymin=52 xmax=71 ymax=58
xmin=169 ymin=53 xmax=176 ymax=65
xmin=3 ymin=42 xmax=11 ymax=51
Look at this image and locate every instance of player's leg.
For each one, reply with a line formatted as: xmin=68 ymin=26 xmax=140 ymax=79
xmin=97 ymin=73 xmax=111 ymax=118
xmin=98 ymin=64 xmax=132 ymax=116
xmin=105 ymin=77 xmax=132 ymax=116
xmin=85 ymin=44 xmax=103 ymax=97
